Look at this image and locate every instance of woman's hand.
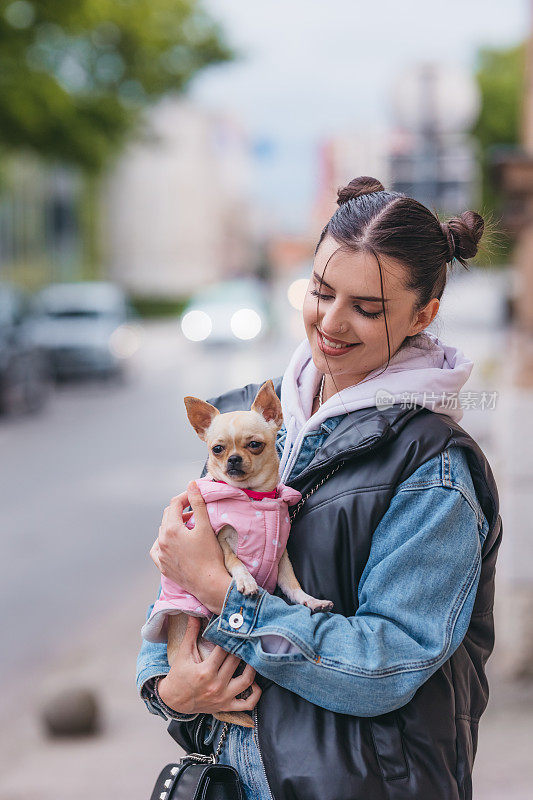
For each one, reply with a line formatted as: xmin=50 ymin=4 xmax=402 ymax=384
xmin=157 ymin=616 xmax=262 ymax=715
xmin=150 ymin=481 xmax=232 ymax=614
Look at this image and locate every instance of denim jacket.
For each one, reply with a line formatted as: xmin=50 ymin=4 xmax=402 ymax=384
xmin=136 ymin=416 xmax=488 ymax=720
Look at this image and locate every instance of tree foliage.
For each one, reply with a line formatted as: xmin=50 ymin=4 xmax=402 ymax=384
xmin=0 ymin=0 xmax=233 ymax=172
xmin=471 ymin=42 xmax=526 ymax=260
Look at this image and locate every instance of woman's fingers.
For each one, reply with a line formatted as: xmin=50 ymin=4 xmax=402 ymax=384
xmin=204 ymin=645 xmax=241 ymax=673
xmin=149 ymin=539 xmax=161 ymax=569
xmin=225 ymin=681 xmax=262 ymax=712
xmin=227 ymin=663 xmax=256 ymax=696
xmin=217 ymin=652 xmax=252 ymax=683
xmin=185 ymin=481 xmax=210 ymax=525
xmin=170 ymin=490 xmax=189 ymax=505
xmin=158 ymin=495 xmax=193 ymax=547
xmin=168 ymin=492 xmax=189 ymax=522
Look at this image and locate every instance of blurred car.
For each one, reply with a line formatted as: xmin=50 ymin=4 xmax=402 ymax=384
xmin=30 ymin=282 xmax=141 ymax=380
xmin=180 ymin=278 xmax=271 ymax=345
xmin=0 ymin=284 xmax=50 ymax=414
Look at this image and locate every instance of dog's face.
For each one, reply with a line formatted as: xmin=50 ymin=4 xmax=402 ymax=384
xmin=184 ymin=380 xmax=283 ymax=491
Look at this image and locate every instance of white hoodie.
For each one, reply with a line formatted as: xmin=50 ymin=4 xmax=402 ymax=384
xmin=278 ymin=331 xmax=473 ymax=483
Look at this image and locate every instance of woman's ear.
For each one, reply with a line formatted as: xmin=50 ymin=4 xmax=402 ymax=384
xmin=408 ymin=297 xmax=440 ymax=336
xmin=251 ymin=380 xmax=284 ymax=429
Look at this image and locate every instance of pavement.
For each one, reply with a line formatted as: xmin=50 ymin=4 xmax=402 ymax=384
xmin=0 ymin=570 xmax=180 ymax=800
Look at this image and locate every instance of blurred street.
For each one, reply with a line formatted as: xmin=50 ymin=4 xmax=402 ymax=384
xmin=0 ymin=270 xmax=532 ymax=798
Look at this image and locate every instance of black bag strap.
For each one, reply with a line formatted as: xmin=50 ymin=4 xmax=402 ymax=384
xmin=289 ymin=461 xmax=344 ymax=522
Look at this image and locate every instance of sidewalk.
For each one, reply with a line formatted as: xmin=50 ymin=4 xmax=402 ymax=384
xmin=0 ymin=570 xmax=532 ymax=800
xmin=0 ymin=572 xmax=180 ymax=800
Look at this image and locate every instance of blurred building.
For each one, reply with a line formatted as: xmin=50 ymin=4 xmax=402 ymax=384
xmin=389 ymin=128 xmax=478 ymax=213
xmin=310 ymin=62 xmax=481 ymax=237
xmin=102 ymin=98 xmax=255 ymax=298
xmin=311 ymin=129 xmax=391 ymax=234
xmin=389 ymin=62 xmax=481 ymax=213
xmin=0 ymin=157 xmax=82 ymax=288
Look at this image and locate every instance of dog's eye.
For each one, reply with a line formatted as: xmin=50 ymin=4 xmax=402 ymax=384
xmin=212 ymin=445 xmax=225 ymax=454
xmin=248 ymin=441 xmax=263 ymax=449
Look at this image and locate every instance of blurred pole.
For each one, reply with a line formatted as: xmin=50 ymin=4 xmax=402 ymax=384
xmin=515 ymin=0 xmax=533 ymax=339
xmin=419 ymin=64 xmax=439 ymax=211
xmin=492 ymin=0 xmax=533 ymax=680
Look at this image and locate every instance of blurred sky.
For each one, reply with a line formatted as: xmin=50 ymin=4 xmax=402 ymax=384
xmin=190 ymin=0 xmax=529 ymax=232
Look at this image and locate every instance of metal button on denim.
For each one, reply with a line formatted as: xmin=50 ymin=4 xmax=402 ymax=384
xmin=228 ymin=612 xmax=244 ymax=630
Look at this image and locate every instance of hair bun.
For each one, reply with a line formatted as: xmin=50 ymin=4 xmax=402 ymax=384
xmin=337 ymin=176 xmax=385 ymax=206
xmin=442 ymin=211 xmax=484 ymax=265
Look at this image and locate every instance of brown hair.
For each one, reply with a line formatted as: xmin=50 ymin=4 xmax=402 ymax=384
xmin=314 ymin=176 xmax=485 ymax=376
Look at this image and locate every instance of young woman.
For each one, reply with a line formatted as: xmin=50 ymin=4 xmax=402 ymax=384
xmin=137 ymin=176 xmax=501 ymax=800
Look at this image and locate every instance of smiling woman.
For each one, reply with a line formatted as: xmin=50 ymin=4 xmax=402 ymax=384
xmin=137 ymin=175 xmax=500 ymax=800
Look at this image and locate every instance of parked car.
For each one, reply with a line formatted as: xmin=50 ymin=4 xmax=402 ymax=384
xmin=180 ymin=278 xmax=271 ymax=345
xmin=0 ymin=284 xmax=50 ymax=414
xmin=30 ymin=282 xmax=140 ymax=380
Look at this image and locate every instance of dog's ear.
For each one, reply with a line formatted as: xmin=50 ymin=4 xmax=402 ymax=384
xmin=251 ymin=380 xmax=283 ymax=429
xmin=184 ymin=397 xmax=220 ymax=441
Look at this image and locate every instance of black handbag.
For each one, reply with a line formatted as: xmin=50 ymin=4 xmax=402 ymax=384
xmin=149 ymin=723 xmax=244 ymax=800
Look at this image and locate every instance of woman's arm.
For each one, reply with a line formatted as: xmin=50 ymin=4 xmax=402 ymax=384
xmin=137 ymin=599 xmax=201 ymax=721
xmin=137 ymin=606 xmax=262 ymax=719
xmin=136 ymin=625 xmax=198 ymax=721
xmin=201 ymin=446 xmax=489 ymax=717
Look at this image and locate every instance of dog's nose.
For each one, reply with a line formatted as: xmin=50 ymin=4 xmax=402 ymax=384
xmin=227 ymin=454 xmax=243 ymax=466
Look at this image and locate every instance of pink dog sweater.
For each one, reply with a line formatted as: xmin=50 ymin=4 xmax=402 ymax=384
xmin=141 ymin=477 xmax=302 ymax=643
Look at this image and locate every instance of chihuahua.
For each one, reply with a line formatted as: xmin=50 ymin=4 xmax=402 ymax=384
xmin=142 ymin=380 xmax=333 ymax=727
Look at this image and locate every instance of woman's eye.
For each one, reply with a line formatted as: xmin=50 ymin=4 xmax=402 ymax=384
xmin=212 ymin=445 xmax=225 ymax=454
xmin=310 ymin=289 xmax=332 ymax=301
xmin=353 ymin=305 xmax=382 ymax=319
xmin=311 ymin=288 xmax=382 ymax=319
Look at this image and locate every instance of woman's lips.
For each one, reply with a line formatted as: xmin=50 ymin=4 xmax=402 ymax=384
xmin=316 ymin=327 xmax=361 ymax=356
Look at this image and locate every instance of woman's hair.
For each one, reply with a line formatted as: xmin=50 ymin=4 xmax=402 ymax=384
xmin=314 ymin=176 xmax=486 ymax=380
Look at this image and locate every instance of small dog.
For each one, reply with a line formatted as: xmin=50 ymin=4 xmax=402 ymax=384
xmin=142 ymin=380 xmax=333 ymax=727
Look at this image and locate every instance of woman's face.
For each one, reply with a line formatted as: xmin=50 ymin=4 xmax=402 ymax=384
xmin=302 ymin=234 xmax=439 ymax=392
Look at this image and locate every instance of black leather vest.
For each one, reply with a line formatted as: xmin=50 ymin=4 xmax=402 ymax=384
xmin=171 ymin=378 xmax=501 ymax=800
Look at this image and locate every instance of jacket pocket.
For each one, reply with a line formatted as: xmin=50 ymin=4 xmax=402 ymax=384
xmin=370 ymin=711 xmax=409 ymax=781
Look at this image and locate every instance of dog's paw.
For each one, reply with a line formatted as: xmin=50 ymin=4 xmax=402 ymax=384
xmin=303 ymin=597 xmax=334 ymax=614
xmin=235 ymin=572 xmax=259 ymax=596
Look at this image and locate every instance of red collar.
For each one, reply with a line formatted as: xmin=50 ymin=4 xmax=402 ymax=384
xmin=214 ymin=479 xmax=277 ymax=500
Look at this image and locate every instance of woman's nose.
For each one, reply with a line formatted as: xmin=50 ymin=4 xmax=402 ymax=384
xmin=320 ymin=304 xmax=348 ymax=335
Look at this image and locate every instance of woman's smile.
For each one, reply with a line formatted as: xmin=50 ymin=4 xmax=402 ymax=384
xmin=316 ymin=326 xmax=361 ymax=357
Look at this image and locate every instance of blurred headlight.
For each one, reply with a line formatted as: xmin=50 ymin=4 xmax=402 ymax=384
xmin=109 ymin=324 xmax=141 ymax=358
xmin=181 ymin=310 xmax=212 ymax=342
xmin=287 ymin=278 xmax=309 ymax=311
xmin=230 ymin=308 xmax=262 ymax=340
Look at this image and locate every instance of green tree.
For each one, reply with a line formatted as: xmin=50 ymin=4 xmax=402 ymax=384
xmin=471 ymin=42 xmax=526 ymax=261
xmin=0 ymin=0 xmax=233 ymax=172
